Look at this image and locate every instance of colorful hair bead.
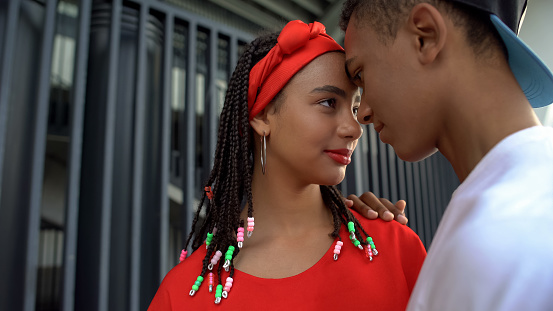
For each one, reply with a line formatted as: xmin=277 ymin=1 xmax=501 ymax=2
xmin=214 ymin=284 xmax=223 ymax=304
xmin=237 ymin=227 xmax=245 ymax=248
xmin=365 ymin=245 xmax=374 ymax=261
xmin=367 ymin=236 xmax=378 ymax=256
xmin=205 ymin=186 xmax=214 ymax=200
xmin=189 ymin=275 xmax=204 ymax=296
xmin=206 ymin=232 xmax=214 ymax=249
xmin=222 ymin=277 xmax=234 ymax=298
xmin=347 ymin=221 xmax=363 ymax=250
xmin=179 ymin=249 xmax=187 ymax=262
xmin=208 ymin=272 xmax=214 ymax=293
xmin=208 ymin=250 xmax=223 ymax=270
xmin=247 ymin=217 xmax=255 ymax=238
xmin=223 ymin=246 xmax=235 ymax=271
xmin=333 ymin=240 xmax=344 ymax=261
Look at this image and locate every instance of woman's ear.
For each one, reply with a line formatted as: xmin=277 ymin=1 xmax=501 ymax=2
xmin=407 ymin=3 xmax=447 ymax=65
xmin=249 ymin=107 xmax=271 ymax=137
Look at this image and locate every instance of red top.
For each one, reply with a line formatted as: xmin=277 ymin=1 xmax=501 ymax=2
xmin=149 ymin=210 xmax=426 ymax=310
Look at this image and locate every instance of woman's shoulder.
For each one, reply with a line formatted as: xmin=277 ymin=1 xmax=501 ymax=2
xmin=159 ymin=246 xmax=208 ymax=288
xmin=349 ymin=209 xmax=424 ymax=248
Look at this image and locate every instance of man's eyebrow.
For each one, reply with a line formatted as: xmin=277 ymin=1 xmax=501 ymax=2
xmin=345 ymin=57 xmax=356 ymax=81
xmin=310 ymin=85 xmax=346 ymax=98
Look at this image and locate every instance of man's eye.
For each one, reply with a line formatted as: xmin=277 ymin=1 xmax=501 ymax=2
xmin=319 ymin=98 xmax=337 ymax=108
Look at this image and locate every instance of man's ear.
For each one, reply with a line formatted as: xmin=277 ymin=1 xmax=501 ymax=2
xmin=249 ymin=107 xmax=271 ymax=137
xmin=407 ymin=3 xmax=447 ymax=65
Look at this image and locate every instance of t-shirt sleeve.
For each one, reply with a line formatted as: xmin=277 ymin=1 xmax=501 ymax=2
xmin=148 ymin=284 xmax=172 ymax=310
xmin=399 ymin=227 xmax=426 ymax=294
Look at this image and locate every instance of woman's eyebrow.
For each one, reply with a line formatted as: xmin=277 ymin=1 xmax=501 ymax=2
xmin=310 ymin=85 xmax=346 ymax=98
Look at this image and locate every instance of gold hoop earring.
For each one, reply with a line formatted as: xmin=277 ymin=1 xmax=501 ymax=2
xmin=261 ymin=131 xmax=266 ymax=175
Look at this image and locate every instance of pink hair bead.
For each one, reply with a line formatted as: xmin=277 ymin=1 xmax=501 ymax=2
xmin=237 ymin=227 xmax=245 ymax=248
xmin=179 ymin=249 xmax=187 ymax=262
xmin=247 ymin=217 xmax=255 ymax=237
xmin=333 ymin=241 xmax=343 ymax=261
xmin=222 ymin=277 xmax=234 ymax=298
xmin=208 ymin=250 xmax=223 ymax=270
xmin=365 ymin=246 xmax=374 ymax=262
xmin=208 ymin=272 xmax=214 ymax=293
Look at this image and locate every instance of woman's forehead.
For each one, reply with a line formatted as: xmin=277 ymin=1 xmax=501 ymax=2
xmin=287 ymin=52 xmax=355 ymax=91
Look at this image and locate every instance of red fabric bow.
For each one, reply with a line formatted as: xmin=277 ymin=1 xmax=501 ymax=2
xmin=247 ymin=20 xmax=344 ymax=120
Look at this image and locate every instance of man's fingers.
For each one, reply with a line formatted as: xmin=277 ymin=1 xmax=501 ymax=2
xmin=347 ymin=194 xmax=378 ymax=219
xmin=395 ymin=200 xmax=408 ymax=225
xmin=357 ymin=192 xmax=393 ymax=221
xmin=370 ymin=197 xmax=396 ymax=221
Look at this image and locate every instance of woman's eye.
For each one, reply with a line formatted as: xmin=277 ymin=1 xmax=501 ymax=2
xmin=319 ymin=98 xmax=337 ymax=108
xmin=352 ymin=106 xmax=359 ymax=116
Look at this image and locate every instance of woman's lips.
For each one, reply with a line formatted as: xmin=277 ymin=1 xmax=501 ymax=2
xmin=324 ymin=149 xmax=353 ymax=165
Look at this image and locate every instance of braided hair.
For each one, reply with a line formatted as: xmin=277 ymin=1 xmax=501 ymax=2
xmin=182 ymin=31 xmax=377 ymax=304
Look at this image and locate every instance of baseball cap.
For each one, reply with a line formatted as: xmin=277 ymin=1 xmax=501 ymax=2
xmin=452 ymin=0 xmax=553 ymax=108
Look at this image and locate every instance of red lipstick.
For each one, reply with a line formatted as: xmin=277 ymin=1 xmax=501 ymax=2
xmin=324 ymin=149 xmax=353 ymax=165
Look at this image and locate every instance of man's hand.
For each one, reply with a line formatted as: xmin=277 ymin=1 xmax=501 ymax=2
xmin=345 ymin=192 xmax=408 ymax=225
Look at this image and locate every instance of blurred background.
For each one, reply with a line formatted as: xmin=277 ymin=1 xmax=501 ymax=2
xmin=0 ymin=0 xmax=550 ymax=310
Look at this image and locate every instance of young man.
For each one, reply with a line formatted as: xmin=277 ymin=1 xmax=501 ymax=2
xmin=341 ymin=0 xmax=553 ymax=310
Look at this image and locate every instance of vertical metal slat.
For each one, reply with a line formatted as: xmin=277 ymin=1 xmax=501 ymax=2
xmin=0 ymin=0 xmax=20 ymax=305
xmin=158 ymin=9 xmax=174 ymax=289
xmin=97 ymin=1 xmax=122 ymax=309
xmin=25 ymin=1 xmax=57 ymax=310
xmin=129 ymin=4 xmax=148 ymax=311
xmin=61 ymin=1 xmax=91 ymax=310
xmin=0 ymin=0 xmax=20 ymax=209
xmin=182 ymin=21 xmax=197 ymax=249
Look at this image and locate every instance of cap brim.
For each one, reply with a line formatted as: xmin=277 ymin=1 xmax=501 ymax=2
xmin=490 ymin=14 xmax=553 ymax=108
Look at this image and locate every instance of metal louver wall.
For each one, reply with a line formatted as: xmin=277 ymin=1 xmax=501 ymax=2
xmin=0 ymin=0 xmax=459 ymax=310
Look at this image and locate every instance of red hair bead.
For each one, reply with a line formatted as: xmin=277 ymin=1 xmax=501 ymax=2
xmin=208 ymin=272 xmax=214 ymax=293
xmin=365 ymin=245 xmax=374 ymax=262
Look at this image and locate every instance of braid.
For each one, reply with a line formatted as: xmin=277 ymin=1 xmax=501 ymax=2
xmin=181 ymin=31 xmax=378 ymax=303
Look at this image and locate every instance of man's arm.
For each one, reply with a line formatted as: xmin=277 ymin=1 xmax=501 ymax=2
xmin=346 ymin=192 xmax=408 ymax=225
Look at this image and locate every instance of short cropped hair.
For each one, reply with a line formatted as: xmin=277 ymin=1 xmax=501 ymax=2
xmin=340 ymin=0 xmax=506 ymax=59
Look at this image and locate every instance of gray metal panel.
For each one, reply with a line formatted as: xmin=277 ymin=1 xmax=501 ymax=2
xmin=183 ymin=20 xmax=197 ymax=249
xmin=25 ymin=1 xmax=58 ymax=310
xmin=0 ymin=0 xmax=18 ymax=207
xmin=378 ymin=140 xmax=389 ymax=199
xmin=129 ymin=4 xmax=149 ymax=311
xmin=0 ymin=2 xmax=21 ymax=309
xmin=76 ymin=1 xmax=122 ymax=310
xmin=61 ymin=0 xmax=92 ymax=309
xmin=204 ymin=27 xmax=217 ymax=182
xmin=157 ymin=7 xmax=174 ymax=294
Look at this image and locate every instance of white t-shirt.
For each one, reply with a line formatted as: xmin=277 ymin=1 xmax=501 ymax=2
xmin=407 ymin=126 xmax=553 ymax=311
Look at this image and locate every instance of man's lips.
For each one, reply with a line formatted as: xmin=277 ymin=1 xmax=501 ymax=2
xmin=324 ymin=149 xmax=353 ymax=165
xmin=374 ymin=123 xmax=384 ymax=133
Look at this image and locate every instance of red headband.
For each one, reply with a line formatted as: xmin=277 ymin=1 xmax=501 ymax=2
xmin=247 ymin=20 xmax=344 ymax=120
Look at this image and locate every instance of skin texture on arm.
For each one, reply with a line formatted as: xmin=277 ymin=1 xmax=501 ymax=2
xmin=347 ymin=192 xmax=408 ymax=225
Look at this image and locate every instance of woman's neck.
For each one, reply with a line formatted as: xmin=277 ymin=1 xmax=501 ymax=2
xmin=242 ymin=169 xmax=332 ymax=237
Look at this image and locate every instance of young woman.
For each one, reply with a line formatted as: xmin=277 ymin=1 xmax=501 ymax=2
xmin=149 ymin=20 xmax=426 ymax=310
